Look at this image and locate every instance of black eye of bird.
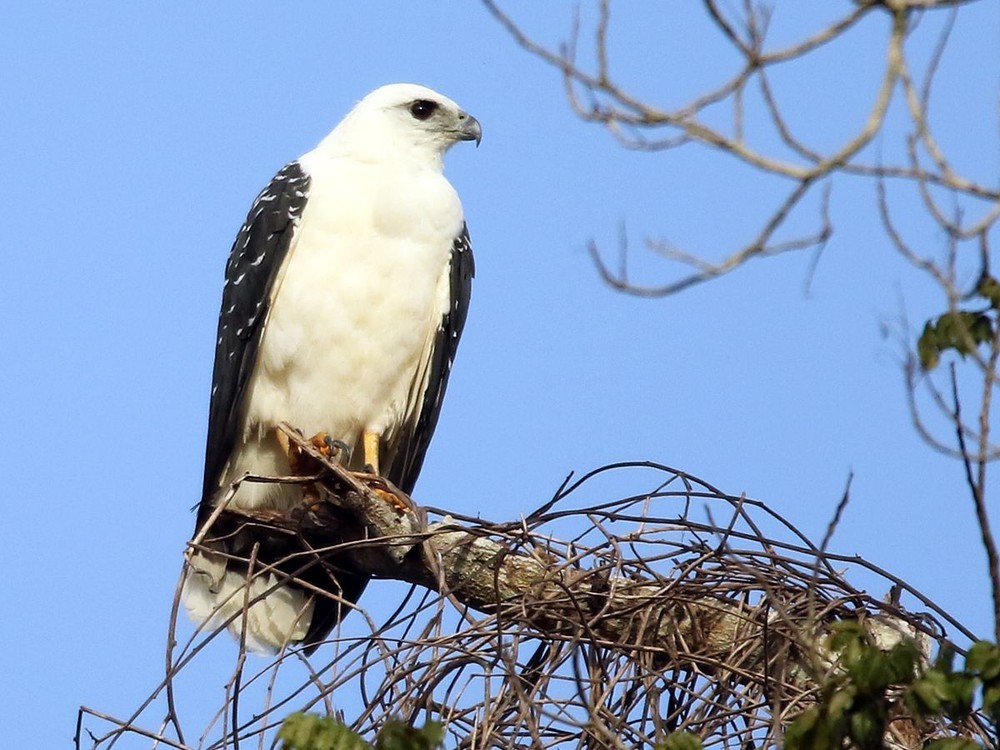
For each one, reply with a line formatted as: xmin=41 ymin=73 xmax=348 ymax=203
xmin=409 ymin=99 xmax=438 ymax=121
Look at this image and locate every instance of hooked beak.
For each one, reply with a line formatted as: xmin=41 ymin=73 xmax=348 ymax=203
xmin=457 ymin=112 xmax=482 ymax=146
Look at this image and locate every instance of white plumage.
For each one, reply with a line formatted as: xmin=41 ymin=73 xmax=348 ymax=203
xmin=183 ymin=84 xmax=479 ymax=653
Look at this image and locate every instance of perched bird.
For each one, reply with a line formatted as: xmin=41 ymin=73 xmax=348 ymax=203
xmin=183 ymin=84 xmax=479 ymax=653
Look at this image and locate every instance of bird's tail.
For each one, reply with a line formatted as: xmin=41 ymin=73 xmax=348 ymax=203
xmin=182 ymin=547 xmax=314 ymax=654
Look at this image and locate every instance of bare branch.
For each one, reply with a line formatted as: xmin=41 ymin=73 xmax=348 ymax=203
xmin=591 ymin=180 xmax=831 ymax=297
xmin=483 ymin=0 xmax=998 ymax=299
xmin=79 ymin=444 xmax=993 ymax=748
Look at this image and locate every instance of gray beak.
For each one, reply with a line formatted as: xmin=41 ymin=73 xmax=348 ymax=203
xmin=458 ymin=113 xmax=482 ymax=146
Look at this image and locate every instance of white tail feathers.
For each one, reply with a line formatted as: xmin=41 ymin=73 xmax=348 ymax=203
xmin=182 ymin=550 xmax=314 ymax=654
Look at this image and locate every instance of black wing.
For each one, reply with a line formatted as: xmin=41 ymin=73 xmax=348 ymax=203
xmin=197 ymin=162 xmax=311 ymax=525
xmin=386 ymin=224 xmax=475 ymax=495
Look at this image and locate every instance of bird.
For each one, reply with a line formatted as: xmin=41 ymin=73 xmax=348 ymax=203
xmin=182 ymin=83 xmax=480 ymax=654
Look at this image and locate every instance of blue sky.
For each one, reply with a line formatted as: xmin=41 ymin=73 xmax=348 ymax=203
xmin=2 ymin=2 xmax=998 ymax=747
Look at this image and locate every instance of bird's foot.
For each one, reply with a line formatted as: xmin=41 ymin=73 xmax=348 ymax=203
xmin=313 ymin=434 xmax=351 ymax=464
xmin=299 ymin=435 xmax=352 ymax=510
xmin=276 ymin=429 xmax=351 ymax=511
xmin=374 ymin=485 xmax=411 ymax=514
xmin=356 ymin=473 xmax=412 ymax=514
xmin=284 ymin=431 xmax=349 ymax=475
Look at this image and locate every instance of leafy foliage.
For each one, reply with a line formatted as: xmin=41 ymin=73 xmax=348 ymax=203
xmin=786 ymin=624 xmax=1000 ymax=750
xmin=278 ymin=714 xmax=369 ymax=750
xmin=918 ymin=275 xmax=1000 ymax=371
xmin=374 ymin=721 xmax=443 ymax=750
xmin=278 ymin=713 xmax=443 ymax=750
xmin=966 ymin=641 xmax=1000 ymax=721
xmin=785 ymin=622 xmax=919 ymax=750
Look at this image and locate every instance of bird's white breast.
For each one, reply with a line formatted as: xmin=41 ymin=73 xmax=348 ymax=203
xmin=223 ymin=153 xmax=462 ymax=509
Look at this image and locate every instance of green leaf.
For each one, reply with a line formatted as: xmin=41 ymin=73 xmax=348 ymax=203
xmin=885 ymin=641 xmax=920 ymax=682
xmin=655 ymin=731 xmax=704 ymax=750
xmin=783 ymin=707 xmax=816 ymax=750
xmin=850 ymin=650 xmax=893 ymax=693
xmin=935 ymin=643 xmax=957 ymax=675
xmin=829 ymin=621 xmax=866 ymax=665
xmin=278 ymin=713 xmax=370 ymax=750
xmin=982 ymin=684 xmax=1000 ymax=720
xmin=785 ymin=706 xmax=843 ymax=750
xmin=848 ymin=705 xmax=885 ymax=750
xmin=967 ymin=641 xmax=1000 ymax=680
xmin=977 ymin=275 xmax=1000 ymax=310
xmin=917 ymin=311 xmax=995 ymax=371
xmin=827 ymin=686 xmax=856 ymax=717
xmin=908 ymin=673 xmax=947 ymax=716
xmin=950 ymin=312 xmax=993 ymax=353
xmin=919 ymin=321 xmax=943 ymax=370
xmin=375 ymin=720 xmax=444 ymax=750
xmin=944 ymin=673 xmax=977 ymax=718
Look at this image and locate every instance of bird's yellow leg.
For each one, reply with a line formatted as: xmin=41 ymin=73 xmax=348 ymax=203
xmin=274 ymin=427 xmax=324 ymax=508
xmin=361 ymin=431 xmax=410 ymax=513
xmin=275 ymin=428 xmax=291 ymax=460
xmin=275 ymin=427 xmax=306 ymax=475
xmin=363 ymin=431 xmax=381 ymax=476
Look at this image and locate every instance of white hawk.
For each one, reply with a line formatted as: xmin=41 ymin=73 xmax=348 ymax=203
xmin=183 ymin=83 xmax=480 ymax=653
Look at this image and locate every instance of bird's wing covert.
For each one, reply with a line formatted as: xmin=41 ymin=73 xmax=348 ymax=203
xmin=387 ymin=224 xmax=475 ymax=495
xmin=197 ymin=162 xmax=311 ymax=523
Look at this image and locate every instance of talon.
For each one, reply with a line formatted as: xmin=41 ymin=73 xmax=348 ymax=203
xmin=287 ymin=441 xmax=305 ymax=476
xmin=275 ymin=428 xmax=352 ymax=510
xmin=373 ymin=485 xmax=411 ymax=514
xmin=317 ymin=435 xmax=350 ymax=463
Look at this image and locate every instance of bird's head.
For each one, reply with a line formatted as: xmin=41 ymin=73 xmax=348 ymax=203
xmin=324 ymin=83 xmax=481 ymax=167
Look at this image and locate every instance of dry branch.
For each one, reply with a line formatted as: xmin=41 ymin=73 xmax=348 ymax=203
xmin=482 ymin=0 xmax=999 ymax=297
xmin=78 ymin=432 xmax=995 ymax=748
xmin=481 ymin=0 xmax=1000 ymax=658
xmin=227 ymin=432 xmax=792 ymax=672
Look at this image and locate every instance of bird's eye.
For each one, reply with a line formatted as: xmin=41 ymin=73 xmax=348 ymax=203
xmin=409 ymin=99 xmax=439 ymax=121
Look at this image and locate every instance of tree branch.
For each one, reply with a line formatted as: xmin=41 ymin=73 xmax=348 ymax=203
xmin=80 ymin=443 xmax=995 ymax=748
